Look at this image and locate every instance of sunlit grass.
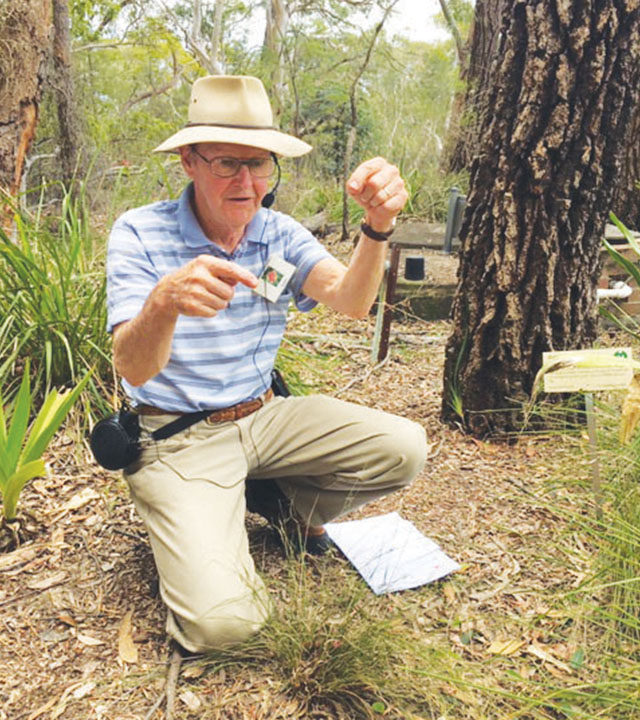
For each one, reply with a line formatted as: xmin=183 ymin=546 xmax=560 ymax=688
xmin=0 ymin=184 xmax=112 ymax=417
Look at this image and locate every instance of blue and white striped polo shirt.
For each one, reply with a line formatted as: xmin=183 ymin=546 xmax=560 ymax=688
xmin=107 ymin=183 xmax=331 ymax=412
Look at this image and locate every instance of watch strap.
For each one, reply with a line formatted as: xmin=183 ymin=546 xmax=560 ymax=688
xmin=360 ymin=222 xmax=395 ymax=242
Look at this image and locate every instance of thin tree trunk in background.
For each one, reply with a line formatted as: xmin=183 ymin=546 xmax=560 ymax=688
xmin=52 ymin=0 xmax=83 ymax=184
xmin=441 ymin=0 xmax=640 ymax=436
xmin=209 ymin=0 xmax=225 ymax=74
xmin=184 ymin=0 xmax=223 ymax=74
xmin=437 ymin=0 xmax=466 ymax=68
xmin=0 ymin=0 xmax=51 ymax=206
xmin=263 ymin=0 xmax=290 ymax=119
xmin=340 ymin=3 xmax=396 ymax=241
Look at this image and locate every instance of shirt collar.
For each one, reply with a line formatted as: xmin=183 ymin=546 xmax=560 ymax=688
xmin=178 ymin=183 xmax=270 ymax=252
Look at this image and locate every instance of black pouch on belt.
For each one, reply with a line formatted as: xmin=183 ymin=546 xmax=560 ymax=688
xmin=89 ymin=407 xmax=142 ymax=470
xmin=90 ymin=405 xmax=212 ymax=471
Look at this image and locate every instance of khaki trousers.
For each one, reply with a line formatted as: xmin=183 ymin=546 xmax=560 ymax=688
xmin=124 ymin=394 xmax=427 ymax=653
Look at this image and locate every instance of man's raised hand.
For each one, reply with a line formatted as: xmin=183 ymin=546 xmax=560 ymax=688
xmin=346 ymin=157 xmax=408 ymax=233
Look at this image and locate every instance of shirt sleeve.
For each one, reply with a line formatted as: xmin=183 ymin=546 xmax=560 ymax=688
xmin=106 ymin=215 xmax=160 ymax=332
xmin=276 ymin=213 xmax=332 ymax=312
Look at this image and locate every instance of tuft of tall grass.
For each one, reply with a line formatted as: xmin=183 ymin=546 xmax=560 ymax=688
xmin=192 ymin=552 xmax=456 ymax=719
xmin=0 ymin=184 xmax=112 ymax=415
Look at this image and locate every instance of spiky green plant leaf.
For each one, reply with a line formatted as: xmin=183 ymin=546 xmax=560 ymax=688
xmin=2 ymin=460 xmax=47 ymax=521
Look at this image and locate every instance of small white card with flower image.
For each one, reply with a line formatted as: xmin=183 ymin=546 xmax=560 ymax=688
xmin=253 ymin=255 xmax=297 ymax=303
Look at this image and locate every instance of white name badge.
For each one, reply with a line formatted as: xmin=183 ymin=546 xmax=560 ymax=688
xmin=253 ymin=255 xmax=297 ymax=303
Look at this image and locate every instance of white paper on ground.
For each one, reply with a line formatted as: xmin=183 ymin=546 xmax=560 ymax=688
xmin=325 ymin=512 xmax=460 ymax=595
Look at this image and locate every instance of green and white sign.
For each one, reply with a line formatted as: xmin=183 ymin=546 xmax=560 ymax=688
xmin=542 ymin=348 xmax=634 ymax=393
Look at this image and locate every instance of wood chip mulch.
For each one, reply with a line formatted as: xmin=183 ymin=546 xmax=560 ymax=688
xmin=0 ymin=310 xmax=602 ymax=720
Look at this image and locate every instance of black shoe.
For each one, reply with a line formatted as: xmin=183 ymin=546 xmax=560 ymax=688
xmin=245 ymin=477 xmax=292 ymax=524
xmin=245 ymin=478 xmax=333 ymax=556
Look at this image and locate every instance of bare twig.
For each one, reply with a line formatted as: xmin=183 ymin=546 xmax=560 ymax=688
xmin=165 ymin=646 xmax=183 ymax=719
xmin=143 ymin=644 xmax=183 ymax=720
xmin=334 ymin=354 xmax=390 ymax=396
xmin=143 ymin=689 xmax=165 ymax=720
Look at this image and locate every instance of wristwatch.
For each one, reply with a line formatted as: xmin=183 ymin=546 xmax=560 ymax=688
xmin=360 ymin=219 xmax=396 ymax=242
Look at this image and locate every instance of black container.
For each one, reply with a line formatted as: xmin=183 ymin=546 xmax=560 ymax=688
xmin=404 ymin=256 xmax=425 ymax=281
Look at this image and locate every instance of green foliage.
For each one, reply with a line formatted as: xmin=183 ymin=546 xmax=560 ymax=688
xmin=0 ymin=186 xmax=111 ymax=410
xmin=34 ymin=2 xmax=462 ymax=224
xmin=0 ymin=365 xmax=90 ymax=521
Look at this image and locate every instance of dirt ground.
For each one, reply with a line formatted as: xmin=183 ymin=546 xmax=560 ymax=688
xmin=0 ymin=300 xmax=599 ymax=720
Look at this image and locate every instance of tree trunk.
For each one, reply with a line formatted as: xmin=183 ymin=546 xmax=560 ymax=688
xmin=611 ymin=102 xmax=640 ymax=230
xmin=263 ymin=0 xmax=290 ymax=119
xmin=441 ymin=0 xmax=640 ymax=437
xmin=0 ymin=0 xmax=51 ymax=200
xmin=445 ymin=0 xmax=505 ymax=174
xmin=209 ymin=0 xmax=225 ymax=75
xmin=52 ymin=0 xmax=83 ymax=184
xmin=340 ymin=4 xmax=396 ymax=241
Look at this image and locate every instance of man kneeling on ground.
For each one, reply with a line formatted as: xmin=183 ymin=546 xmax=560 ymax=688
xmin=106 ymin=74 xmax=428 ymax=653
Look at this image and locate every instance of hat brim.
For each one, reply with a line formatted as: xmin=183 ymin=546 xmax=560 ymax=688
xmin=153 ymin=126 xmax=312 ymax=157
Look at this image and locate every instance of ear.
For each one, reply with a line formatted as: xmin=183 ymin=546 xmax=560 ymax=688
xmin=179 ymin=146 xmax=196 ymax=179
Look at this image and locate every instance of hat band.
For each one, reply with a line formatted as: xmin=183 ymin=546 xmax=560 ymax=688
xmin=185 ymin=122 xmax=278 ymax=131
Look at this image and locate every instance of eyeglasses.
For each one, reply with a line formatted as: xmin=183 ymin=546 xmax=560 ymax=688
xmin=191 ymin=148 xmax=276 ymax=178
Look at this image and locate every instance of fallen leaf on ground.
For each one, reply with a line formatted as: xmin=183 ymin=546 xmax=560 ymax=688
xmin=0 ymin=545 xmax=39 ymax=572
xmin=62 ymin=487 xmax=100 ymax=511
xmin=180 ymin=690 xmax=202 ymax=711
xmin=72 ymin=682 xmax=96 ymax=699
xmin=118 ymin=609 xmax=138 ymax=664
xmin=182 ymin=664 xmax=205 ymax=679
xmin=26 ymin=697 xmax=56 ymax=720
xmin=26 ymin=571 xmax=67 ymax=590
xmin=76 ymin=632 xmax=105 ymax=646
xmin=527 ymin=642 xmax=572 ymax=673
xmin=488 ymin=638 xmax=526 ymax=656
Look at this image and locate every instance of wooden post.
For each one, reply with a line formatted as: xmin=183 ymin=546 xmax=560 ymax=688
xmin=377 ymin=243 xmax=401 ymax=363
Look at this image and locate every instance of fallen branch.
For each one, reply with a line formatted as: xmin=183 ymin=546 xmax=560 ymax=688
xmin=143 ymin=644 xmax=183 ymax=720
xmin=334 ymin=354 xmax=390 ymax=396
xmin=165 ymin=646 xmax=183 ymax=719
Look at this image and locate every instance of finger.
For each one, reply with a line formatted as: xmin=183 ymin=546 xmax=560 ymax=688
xmin=348 ymin=164 xmax=401 ymax=205
xmin=367 ymin=177 xmax=406 ymax=209
xmin=346 ymin=157 xmax=390 ymax=193
xmin=198 ymin=256 xmax=259 ymax=288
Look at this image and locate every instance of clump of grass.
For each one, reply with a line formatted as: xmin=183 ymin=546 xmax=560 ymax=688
xmin=193 ymin=552 xmax=456 ymax=719
xmin=0 ymin=184 xmax=112 ymax=416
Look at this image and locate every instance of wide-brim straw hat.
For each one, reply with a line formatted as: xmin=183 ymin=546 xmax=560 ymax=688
xmin=153 ymin=75 xmax=312 ymax=157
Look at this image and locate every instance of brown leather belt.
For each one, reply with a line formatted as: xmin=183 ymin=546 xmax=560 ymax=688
xmin=136 ymin=388 xmax=274 ymax=424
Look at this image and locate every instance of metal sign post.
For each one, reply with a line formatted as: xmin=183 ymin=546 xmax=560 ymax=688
xmin=583 ymin=392 xmax=603 ymax=520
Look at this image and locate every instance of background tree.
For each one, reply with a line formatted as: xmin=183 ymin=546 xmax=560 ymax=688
xmin=441 ymin=0 xmax=640 ymax=436
xmin=0 ymin=0 xmax=51 ymax=202
xmin=340 ymin=1 xmax=397 ymax=240
xmin=611 ymin=103 xmax=640 ymax=229
xmin=52 ymin=0 xmax=84 ymax=184
xmin=443 ymin=0 xmax=504 ymax=174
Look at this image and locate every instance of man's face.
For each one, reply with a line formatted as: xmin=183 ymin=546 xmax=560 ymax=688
xmin=180 ymin=142 xmax=272 ymax=239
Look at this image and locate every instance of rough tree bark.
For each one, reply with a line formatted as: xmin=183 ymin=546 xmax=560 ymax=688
xmin=0 ymin=0 xmax=51 ymax=200
xmin=52 ymin=0 xmax=83 ymax=184
xmin=445 ymin=0 xmax=505 ymax=174
xmin=441 ymin=0 xmax=640 ymax=436
xmin=611 ymin=102 xmax=640 ymax=229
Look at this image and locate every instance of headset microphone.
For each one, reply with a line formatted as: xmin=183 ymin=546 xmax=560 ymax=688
xmin=261 ymin=154 xmax=281 ymax=208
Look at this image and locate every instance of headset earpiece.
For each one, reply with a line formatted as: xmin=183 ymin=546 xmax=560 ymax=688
xmin=261 ymin=154 xmax=281 ymax=208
